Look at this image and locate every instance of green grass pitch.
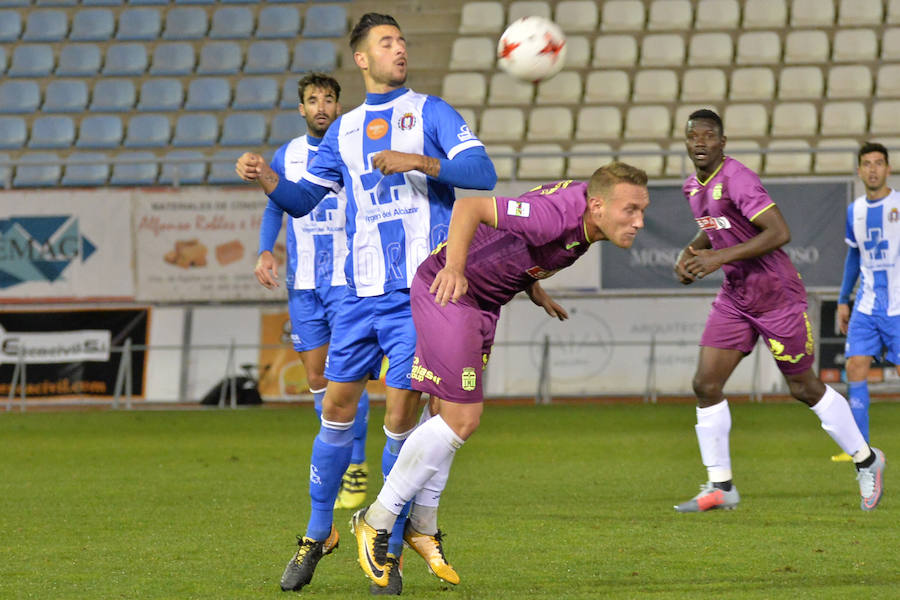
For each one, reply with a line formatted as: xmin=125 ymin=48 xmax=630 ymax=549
xmin=1 ymin=402 xmax=897 ymax=599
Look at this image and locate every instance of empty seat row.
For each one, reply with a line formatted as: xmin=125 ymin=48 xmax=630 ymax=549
xmin=0 ymin=40 xmax=338 ymax=77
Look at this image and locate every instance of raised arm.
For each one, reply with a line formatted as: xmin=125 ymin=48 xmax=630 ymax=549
xmin=431 ymin=195 xmax=497 ymax=306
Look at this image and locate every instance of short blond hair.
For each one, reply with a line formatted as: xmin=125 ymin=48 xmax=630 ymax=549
xmin=587 ymin=161 xmax=648 ymax=200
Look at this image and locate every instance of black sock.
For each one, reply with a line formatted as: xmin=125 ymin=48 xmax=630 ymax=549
xmin=713 ymin=480 xmax=733 ymax=492
xmin=856 ymin=449 xmax=876 ymax=470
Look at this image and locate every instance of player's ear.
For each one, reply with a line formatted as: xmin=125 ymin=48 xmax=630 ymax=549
xmin=336 ymin=102 xmax=342 ymax=116
xmin=354 ymin=51 xmax=368 ymax=70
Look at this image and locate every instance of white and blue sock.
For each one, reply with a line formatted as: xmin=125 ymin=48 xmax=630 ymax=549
xmin=382 ymin=425 xmax=416 ymax=556
xmin=311 ymin=386 xmax=327 ymax=422
xmin=812 ymin=384 xmax=870 ymax=461
xmin=305 ymin=418 xmax=353 ymax=540
xmin=847 ymin=380 xmax=870 ymax=442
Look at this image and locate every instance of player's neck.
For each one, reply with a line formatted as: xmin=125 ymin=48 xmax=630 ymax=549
xmin=696 ymin=158 xmax=725 ymax=184
xmin=866 ymin=186 xmax=891 ymax=201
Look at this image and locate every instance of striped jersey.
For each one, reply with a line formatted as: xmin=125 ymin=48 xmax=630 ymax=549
xmin=845 ymin=188 xmax=900 ymax=315
xmin=302 ymin=87 xmax=485 ymax=297
xmin=269 ymin=135 xmax=348 ymax=290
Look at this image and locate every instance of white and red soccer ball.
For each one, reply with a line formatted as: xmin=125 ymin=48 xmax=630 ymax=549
xmin=497 ymin=16 xmax=568 ymax=83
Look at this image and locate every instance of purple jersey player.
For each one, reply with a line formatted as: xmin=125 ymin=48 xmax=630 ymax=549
xmin=350 ymin=162 xmax=650 ymax=584
xmin=672 ymin=109 xmax=885 ymax=514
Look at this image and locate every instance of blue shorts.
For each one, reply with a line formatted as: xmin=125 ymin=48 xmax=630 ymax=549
xmin=324 ymin=289 xmax=417 ymax=389
xmin=845 ymin=310 xmax=900 ymax=364
xmin=287 ymin=286 xmax=347 ymax=352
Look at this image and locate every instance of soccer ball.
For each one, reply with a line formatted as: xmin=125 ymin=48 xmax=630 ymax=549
xmin=497 ymin=16 xmax=567 ymax=83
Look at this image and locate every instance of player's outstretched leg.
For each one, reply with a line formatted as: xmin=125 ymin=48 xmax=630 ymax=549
xmin=336 ymin=391 xmax=371 ymax=509
xmin=857 ymin=447 xmax=886 ymax=511
xmin=279 ymin=524 xmax=339 ymax=591
xmin=674 ymin=481 xmax=740 ymax=512
xmin=350 ymin=508 xmax=392 ymax=587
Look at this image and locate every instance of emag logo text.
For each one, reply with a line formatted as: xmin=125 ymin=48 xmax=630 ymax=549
xmin=0 ymin=215 xmax=96 ymax=289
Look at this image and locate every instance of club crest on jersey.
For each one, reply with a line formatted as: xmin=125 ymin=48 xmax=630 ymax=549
xmin=461 ymin=367 xmax=477 ymax=392
xmin=397 ymin=112 xmax=416 ymax=131
xmin=890 ymin=208 xmax=899 ymax=223
xmin=696 ymin=215 xmax=731 ymax=231
xmin=712 ymin=183 xmax=723 ymax=200
xmin=507 ymin=200 xmax=530 ymax=217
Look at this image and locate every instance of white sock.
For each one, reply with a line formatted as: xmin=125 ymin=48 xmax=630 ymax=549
xmin=409 ymin=504 xmax=439 ymax=536
xmin=409 ymin=450 xmax=457 ymax=535
xmin=810 ymin=385 xmax=870 ymax=461
xmin=417 ymin=397 xmax=433 ymax=427
xmin=695 ymin=400 xmax=733 ymax=482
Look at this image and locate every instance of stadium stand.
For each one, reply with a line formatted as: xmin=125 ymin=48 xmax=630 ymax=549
xmin=9 ymin=44 xmax=54 ymax=77
xmin=163 ymin=6 xmax=208 ymax=40
xmin=23 ymin=9 xmax=67 ymax=42
xmin=159 ymin=150 xmax=207 ymax=186
xmin=138 ymin=79 xmax=184 ymax=112
xmin=61 ymin=151 xmax=109 ymax=187
xmin=90 ymin=79 xmax=136 ymax=112
xmin=0 ymin=117 xmax=27 ymax=150
xmin=29 ymin=116 xmax=76 ymax=149
xmin=245 ymin=40 xmax=290 ymax=74
xmin=43 ymin=80 xmax=89 ymax=113
xmin=0 ymin=10 xmax=22 ymax=42
xmin=110 ymin=151 xmax=157 ymax=186
xmin=185 ymin=78 xmax=231 ymax=112
xmin=233 ymin=77 xmax=279 ymax=111
xmin=77 ymin=115 xmax=124 ymax=149
xmin=14 ymin=152 xmax=61 ymax=187
xmin=56 ymin=43 xmax=102 ymax=76
xmin=256 ymin=4 xmax=300 ymax=39
xmin=647 ymin=0 xmax=692 ymax=30
xmin=70 ymin=8 xmax=115 ymax=41
xmin=124 ymin=114 xmax=170 ymax=148
xmin=508 ymin=1 xmax=552 ymax=24
xmin=116 ymin=8 xmax=162 ymax=41
xmin=0 ymin=80 xmax=41 ymax=114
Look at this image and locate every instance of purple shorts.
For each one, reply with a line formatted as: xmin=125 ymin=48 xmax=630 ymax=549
xmin=409 ymin=275 xmax=499 ymax=403
xmin=701 ymin=292 xmax=815 ymax=375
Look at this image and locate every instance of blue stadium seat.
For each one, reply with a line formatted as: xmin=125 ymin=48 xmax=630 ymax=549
xmin=268 ymin=111 xmax=306 ymax=146
xmin=233 ymin=77 xmax=278 ymax=110
xmin=159 ymin=150 xmax=207 ymax=185
xmin=77 ymin=115 xmax=123 ymax=148
xmin=103 ymin=43 xmax=148 ymax=75
xmin=14 ymin=153 xmax=62 ymax=188
xmin=0 ymin=81 xmax=40 ymax=114
xmin=116 ymin=8 xmax=161 ymax=40
xmin=280 ymin=79 xmax=299 ymax=109
xmin=172 ymin=114 xmax=218 ymax=147
xmin=209 ymin=6 xmax=253 ymax=39
xmin=163 ymin=6 xmax=208 ymax=40
xmin=257 ymin=5 xmax=300 ymax=38
xmin=128 ymin=0 xmax=168 ymax=5
xmin=0 ymin=152 xmax=10 ymax=187
xmin=29 ymin=116 xmax=76 ymax=149
xmin=174 ymin=0 xmax=216 ymax=4
xmin=207 ymin=149 xmax=245 ymax=184
xmin=185 ymin=77 xmax=231 ymax=111
xmin=62 ymin=151 xmax=109 ymax=186
xmin=8 ymin=45 xmax=54 ymax=77
xmin=124 ymin=114 xmax=170 ymax=148
xmin=36 ymin=0 xmax=79 ymax=5
xmin=220 ymin=113 xmax=265 ymax=146
xmin=137 ymin=78 xmax=184 ymax=111
xmin=82 ymin=0 xmax=125 ymax=5
xmin=70 ymin=8 xmax=115 ymax=41
xmin=291 ymin=40 xmax=337 ymax=73
xmin=196 ymin=42 xmax=242 ymax=75
xmin=56 ymin=43 xmax=102 ymax=76
xmin=0 ymin=47 xmax=7 ymax=75
xmin=244 ymin=40 xmax=289 ymax=74
xmin=149 ymin=42 xmax=195 ymax=75
xmin=23 ymin=10 xmax=68 ymax=42
xmin=0 ymin=117 xmax=27 ymax=149
xmin=302 ymin=5 xmax=347 ymax=38
xmin=0 ymin=10 xmax=22 ymax=42
xmin=90 ymin=79 xmax=136 ymax=112
xmin=43 ymin=80 xmax=89 ymax=113
xmin=110 ymin=151 xmax=158 ymax=186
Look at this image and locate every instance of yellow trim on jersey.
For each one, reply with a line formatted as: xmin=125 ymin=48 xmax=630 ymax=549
xmin=583 ymin=220 xmax=592 ymax=243
xmin=491 ymin=196 xmax=498 ymax=228
xmin=696 ymin=160 xmax=725 ymax=186
xmin=749 ymin=202 xmax=775 ymax=222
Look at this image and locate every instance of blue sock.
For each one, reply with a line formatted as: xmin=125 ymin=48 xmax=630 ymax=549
xmin=305 ymin=422 xmax=353 ymax=540
xmin=312 ymin=388 xmax=326 ymax=422
xmin=382 ymin=435 xmax=409 ymax=556
xmin=351 ymin=391 xmax=369 ymax=464
xmin=848 ymin=380 xmax=870 ymax=442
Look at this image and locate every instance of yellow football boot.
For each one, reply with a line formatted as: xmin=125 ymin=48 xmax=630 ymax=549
xmin=403 ymin=523 xmax=460 ymax=585
xmin=334 ymin=462 xmax=368 ymax=509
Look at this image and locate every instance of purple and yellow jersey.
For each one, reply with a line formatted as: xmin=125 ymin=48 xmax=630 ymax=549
xmin=846 ymin=189 xmax=900 ymax=315
xmin=682 ymin=156 xmax=805 ymax=313
xmin=419 ymin=180 xmax=592 ymax=308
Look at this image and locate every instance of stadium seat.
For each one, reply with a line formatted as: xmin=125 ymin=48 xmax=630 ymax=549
xmin=791 ymin=0 xmax=834 ymax=26
xmin=478 ymin=108 xmax=525 ymax=142
xmin=624 ymin=106 xmax=670 ymax=139
xmin=257 ymin=5 xmax=300 ymax=38
xmin=280 ymin=80 xmax=300 ymax=110
xmin=814 ymin=139 xmax=857 ymax=175
xmin=884 ymin=29 xmax=900 ymax=60
xmin=778 ymin=66 xmax=824 ymax=99
xmin=484 ymin=144 xmax=516 ymax=180
xmin=449 ymin=37 xmax=495 ymax=71
xmin=665 ymin=141 xmax=693 ymax=177
xmin=723 ymin=140 xmax=762 ymax=173
xmin=441 ymin=73 xmax=487 ymax=106
xmin=647 ymin=0 xmax=692 ymax=30
xmin=0 ymin=47 xmax=5 ymax=75
xmin=124 ymin=114 xmax=170 ymax=148
xmin=600 ymin=0 xmax=644 ymax=31
xmin=129 ymin=0 xmax=169 ymax=5
xmin=138 ymin=78 xmax=184 ymax=111
xmin=876 ymin=65 xmax=900 ymax=98
xmin=526 ymin=107 xmax=572 ymax=141
xmin=618 ymin=142 xmax=663 ymax=176
xmin=0 ymin=152 xmax=9 ymax=186
xmin=233 ymin=77 xmax=278 ymax=110
xmin=488 ymin=72 xmax=533 ymax=105
xmin=567 ymin=142 xmax=614 ymax=178
xmin=197 ymin=42 xmax=242 ymax=75
xmin=736 ymin=32 xmax=781 ymax=65
xmin=890 ymin=0 xmax=900 ymax=24
xmin=517 ymin=143 xmax=564 ymax=180
xmin=0 ymin=81 xmax=40 ymax=114
xmin=583 ymin=71 xmax=629 ymax=103
xmin=159 ymin=150 xmax=207 ymax=186
xmin=870 ymin=102 xmax=900 ymax=134
xmin=535 ymin=72 xmax=581 ymax=104
xmin=729 ymin=68 xmax=775 ymax=101
xmin=290 ymin=40 xmax=336 ymax=73
xmin=29 ymin=116 xmax=76 ymax=149
xmin=110 ymin=151 xmax=158 ymax=186
xmin=43 ymin=80 xmax=88 ymax=113
xmin=0 ymin=10 xmax=22 ymax=42
xmin=302 ymin=5 xmax=347 ymax=38
xmin=185 ymin=78 xmax=231 ymax=111
xmin=640 ymin=34 xmax=685 ymax=67
xmin=681 ymin=68 xmax=726 ymax=102
xmin=0 ymin=117 xmax=27 ymax=149
xmin=82 ymin=0 xmax=127 ymax=4
xmin=672 ymin=104 xmax=720 ymax=136
xmin=632 ymin=70 xmax=678 ymax=103
xmin=723 ymin=104 xmax=768 ymax=137
xmin=116 ymin=8 xmax=161 ymax=41
xmin=268 ymin=111 xmax=306 ymax=146
xmin=694 ymin=0 xmax=739 ymax=29
xmin=575 ymin=106 xmax=622 ymax=140
xmin=820 ymin=102 xmax=867 ymax=136
xmin=592 ymin=35 xmax=637 ymax=68
xmin=103 ymin=43 xmax=148 ymax=76
xmin=220 ymin=113 xmax=266 ymax=146
xmin=209 ymin=6 xmax=253 ymax=39
xmin=77 ymin=114 xmax=123 ymax=148
xmin=62 ymin=151 xmax=109 ymax=186
xmin=784 ymin=30 xmax=829 ymax=64
xmin=764 ymin=140 xmax=811 ymax=175
xmin=742 ymin=0 xmax=787 ymax=28
xmin=8 ymin=45 xmax=54 ymax=77
xmin=56 ymin=43 xmax=102 ymax=76
xmin=554 ymin=1 xmax=598 ymax=32
xmin=826 ymin=65 xmax=872 ymax=99
xmin=564 ymin=36 xmax=590 ymax=68
xmin=771 ymin=102 xmax=817 ymax=137
xmin=70 ymin=8 xmax=114 ymax=41
xmin=150 ymin=42 xmax=195 ymax=75
xmin=207 ymin=149 xmax=245 ymax=184
xmin=173 ymin=0 xmax=216 ymax=3
xmin=245 ymin=41 xmax=290 ymax=74
xmin=23 ymin=10 xmax=67 ymax=42
xmin=173 ymin=114 xmax=218 ymax=147
xmin=838 ymin=0 xmax=882 ymax=25
xmin=687 ymin=33 xmax=733 ymax=66
xmin=508 ymin=1 xmax=551 ymax=23
xmin=89 ymin=80 xmax=135 ymax=113
xmin=459 ymin=2 xmax=504 ymax=34
xmin=36 ymin=0 xmax=78 ymax=5
xmin=14 ymin=153 xmax=61 ymax=187
xmin=832 ymin=30 xmax=877 ymax=63
xmin=163 ymin=6 xmax=208 ymax=40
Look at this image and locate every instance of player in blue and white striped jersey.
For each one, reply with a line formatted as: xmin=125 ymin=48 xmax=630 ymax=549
xmin=835 ymin=142 xmax=900 ymax=461
xmin=254 ymin=73 xmax=370 ymax=512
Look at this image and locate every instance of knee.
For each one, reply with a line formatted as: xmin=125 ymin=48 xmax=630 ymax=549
xmin=307 ymin=373 xmax=328 ymax=390
xmin=845 ymin=356 xmax=871 ymax=382
xmin=692 ymin=376 xmax=723 ymax=405
xmin=786 ymin=377 xmax=824 ymax=406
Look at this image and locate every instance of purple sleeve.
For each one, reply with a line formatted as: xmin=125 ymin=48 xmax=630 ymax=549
xmin=494 ymin=192 xmax=567 ymax=246
xmin=732 ymin=169 xmax=775 ymax=222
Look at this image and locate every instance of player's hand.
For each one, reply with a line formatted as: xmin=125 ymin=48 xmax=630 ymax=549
xmin=837 ymin=303 xmax=851 ymax=335
xmin=682 ymin=246 xmax=722 ymax=280
xmin=674 ymin=248 xmax=696 ymax=285
xmin=429 ymin=267 xmax=468 ymax=306
xmin=254 ymin=250 xmax=279 ymax=289
xmin=372 ymin=150 xmax=419 ymax=175
xmin=526 ymin=282 xmax=569 ymax=321
xmin=235 ymin=152 xmax=266 ymax=182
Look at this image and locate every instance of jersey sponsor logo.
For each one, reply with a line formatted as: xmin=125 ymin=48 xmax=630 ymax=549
xmin=526 ymin=265 xmax=558 ymax=279
xmin=507 ymin=200 xmax=530 ymax=217
xmin=457 ymin=124 xmax=475 ymax=142
xmin=461 ymin=366 xmax=477 ymax=391
xmin=712 ymin=183 xmax=723 ymax=200
xmin=397 ymin=112 xmax=416 ymax=130
xmin=366 ymin=118 xmax=389 ymax=140
xmin=411 ymin=356 xmax=442 ymax=385
xmin=695 ymin=215 xmax=731 ymax=231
